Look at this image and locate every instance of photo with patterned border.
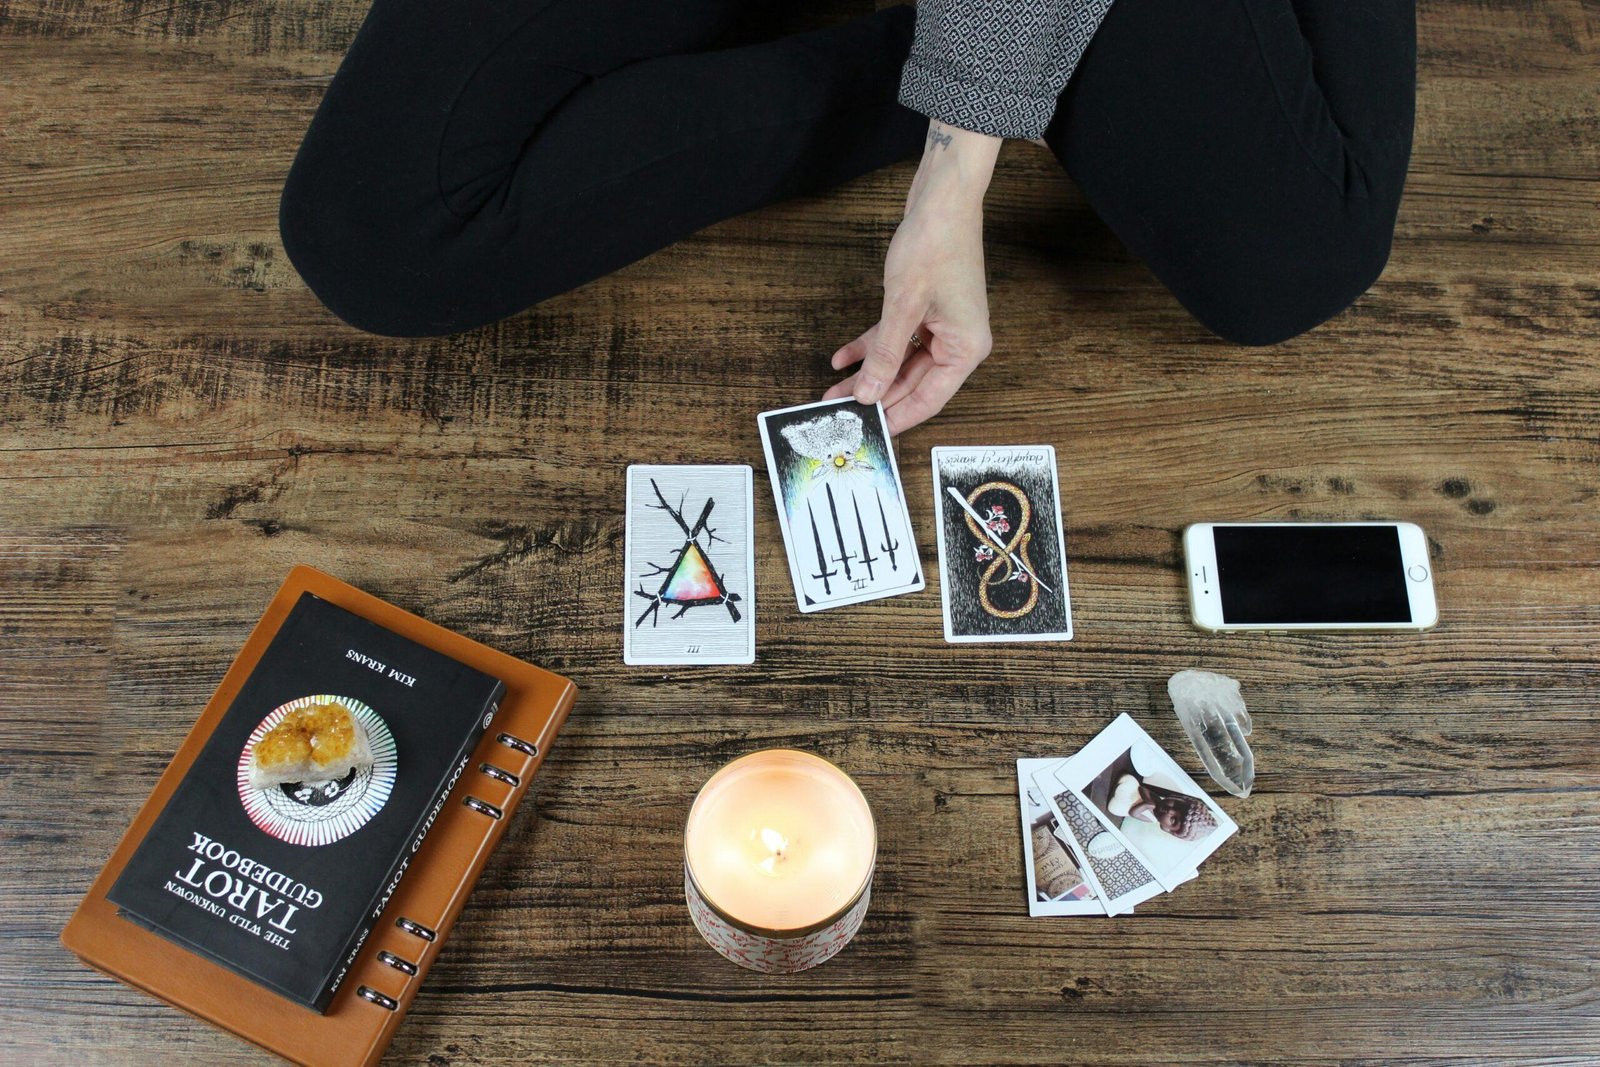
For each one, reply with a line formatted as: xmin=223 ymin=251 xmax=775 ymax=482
xmin=1017 ymin=759 xmax=1102 ymax=916
xmin=1032 ymin=758 xmax=1162 ymax=916
xmin=1058 ymin=713 xmax=1237 ymax=892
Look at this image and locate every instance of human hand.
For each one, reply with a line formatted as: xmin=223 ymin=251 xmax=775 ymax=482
xmin=825 ymin=121 xmax=1001 ymax=435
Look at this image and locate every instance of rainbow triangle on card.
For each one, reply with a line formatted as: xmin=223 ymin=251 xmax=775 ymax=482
xmin=660 ymin=542 xmax=726 ymax=604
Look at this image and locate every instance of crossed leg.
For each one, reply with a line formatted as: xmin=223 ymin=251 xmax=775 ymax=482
xmin=281 ymin=0 xmax=1415 ymax=344
xmin=1044 ymin=0 xmax=1416 ymax=344
xmin=280 ymin=0 xmax=926 ymax=336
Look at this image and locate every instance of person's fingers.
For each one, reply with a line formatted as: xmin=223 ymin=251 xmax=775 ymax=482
xmin=853 ymin=296 xmax=925 ymax=405
xmin=826 ymin=347 xmax=931 ymax=405
xmin=821 ymin=371 xmax=859 ymax=401
xmin=883 ymin=360 xmax=978 ymax=436
xmin=826 ymin=345 xmax=933 ymax=407
xmin=830 ymin=328 xmax=872 ymax=371
xmin=880 ymin=350 xmax=934 ymax=409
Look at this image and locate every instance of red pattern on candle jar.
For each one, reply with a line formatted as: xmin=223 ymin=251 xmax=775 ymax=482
xmin=685 ymin=866 xmax=870 ymax=973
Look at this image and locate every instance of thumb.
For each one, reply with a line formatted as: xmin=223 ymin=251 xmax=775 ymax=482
xmin=854 ymin=296 xmax=923 ymax=405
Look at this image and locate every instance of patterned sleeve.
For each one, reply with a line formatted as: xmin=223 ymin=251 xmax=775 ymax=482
xmin=897 ymin=0 xmax=1116 ymax=140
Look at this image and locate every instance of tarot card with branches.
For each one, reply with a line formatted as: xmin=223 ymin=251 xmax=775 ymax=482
xmin=623 ymin=465 xmax=755 ymax=665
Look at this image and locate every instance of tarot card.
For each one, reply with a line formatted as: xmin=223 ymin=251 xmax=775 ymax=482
xmin=1033 ymin=760 xmax=1163 ymax=917
xmin=1017 ymin=759 xmax=1103 ymax=916
xmin=1059 ymin=713 xmax=1237 ymax=892
xmin=932 ymin=446 xmax=1073 ymax=643
xmin=623 ymin=464 xmax=755 ymax=666
xmin=757 ymin=398 xmax=924 ymax=612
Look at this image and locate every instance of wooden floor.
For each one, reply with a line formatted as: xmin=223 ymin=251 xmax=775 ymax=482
xmin=4 ymin=1 xmax=1599 ymax=1063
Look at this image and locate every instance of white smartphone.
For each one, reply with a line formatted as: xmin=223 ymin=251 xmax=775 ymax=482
xmin=1184 ymin=522 xmax=1437 ymax=633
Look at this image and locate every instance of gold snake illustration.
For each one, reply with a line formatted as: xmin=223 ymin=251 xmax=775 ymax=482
xmin=962 ymin=480 xmax=1039 ymax=619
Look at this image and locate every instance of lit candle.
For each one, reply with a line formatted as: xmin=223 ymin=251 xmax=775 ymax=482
xmin=684 ymin=750 xmax=876 ymax=973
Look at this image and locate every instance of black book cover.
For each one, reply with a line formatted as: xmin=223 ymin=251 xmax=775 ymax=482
xmin=107 ymin=592 xmax=504 ymax=1011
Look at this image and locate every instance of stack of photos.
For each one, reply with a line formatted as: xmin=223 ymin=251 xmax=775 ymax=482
xmin=1018 ymin=714 xmax=1238 ymax=917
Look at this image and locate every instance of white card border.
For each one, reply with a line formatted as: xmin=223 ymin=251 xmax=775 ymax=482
xmin=1018 ymin=759 xmax=1105 ymax=917
xmin=622 ymin=463 xmax=756 ymax=666
xmin=931 ymin=445 xmax=1073 ymax=644
xmin=757 ymin=397 xmax=924 ymax=613
xmin=1034 ymin=760 xmax=1162 ymax=917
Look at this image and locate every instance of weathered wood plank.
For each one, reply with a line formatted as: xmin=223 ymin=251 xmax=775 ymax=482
xmin=3 ymin=0 xmax=1599 ymax=1063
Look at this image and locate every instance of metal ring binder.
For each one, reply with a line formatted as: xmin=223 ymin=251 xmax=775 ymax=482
xmin=394 ymin=917 xmax=435 ymax=942
xmin=479 ymin=762 xmax=520 ymax=786
xmin=376 ymin=951 xmax=418 ymax=976
xmin=463 ymin=796 xmax=503 ymax=820
xmin=497 ymin=732 xmax=536 ymax=756
xmin=357 ymin=986 xmax=399 ymax=1011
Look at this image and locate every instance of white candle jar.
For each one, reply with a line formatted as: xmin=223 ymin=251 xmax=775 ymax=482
xmin=683 ymin=750 xmax=876 ymax=973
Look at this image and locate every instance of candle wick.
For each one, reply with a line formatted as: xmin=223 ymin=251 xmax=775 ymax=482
xmin=756 ymin=827 xmax=788 ymax=875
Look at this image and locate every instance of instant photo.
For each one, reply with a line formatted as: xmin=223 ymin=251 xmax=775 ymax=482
xmin=1035 ymin=759 xmax=1164 ymax=917
xmin=1017 ymin=759 xmax=1101 ymax=916
xmin=1064 ymin=714 xmax=1238 ymax=892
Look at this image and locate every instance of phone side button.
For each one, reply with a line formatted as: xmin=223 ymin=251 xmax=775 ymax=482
xmin=1408 ymin=565 xmax=1429 ymax=582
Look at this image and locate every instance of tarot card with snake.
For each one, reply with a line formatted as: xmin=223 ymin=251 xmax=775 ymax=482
xmin=931 ymin=446 xmax=1073 ymax=642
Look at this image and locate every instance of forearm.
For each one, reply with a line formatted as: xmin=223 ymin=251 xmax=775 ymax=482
xmin=907 ymin=121 xmax=1002 ymax=217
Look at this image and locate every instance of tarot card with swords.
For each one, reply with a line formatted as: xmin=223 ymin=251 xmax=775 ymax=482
xmin=757 ymin=398 xmax=924 ymax=612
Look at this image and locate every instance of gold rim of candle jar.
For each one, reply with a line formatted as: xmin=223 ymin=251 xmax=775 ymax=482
xmin=684 ymin=749 xmax=877 ymax=941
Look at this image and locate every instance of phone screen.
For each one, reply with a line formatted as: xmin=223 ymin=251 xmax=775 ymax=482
xmin=1214 ymin=525 xmax=1411 ymax=624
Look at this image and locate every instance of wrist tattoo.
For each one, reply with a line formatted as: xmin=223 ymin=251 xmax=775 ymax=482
xmin=927 ymin=124 xmax=953 ymax=151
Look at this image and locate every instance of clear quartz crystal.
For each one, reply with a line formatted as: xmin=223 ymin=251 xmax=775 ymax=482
xmin=1167 ymin=670 xmax=1255 ymax=798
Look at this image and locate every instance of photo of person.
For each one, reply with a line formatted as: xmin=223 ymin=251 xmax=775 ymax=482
xmin=1067 ymin=718 xmax=1238 ymax=890
xmin=1084 ymin=747 xmax=1219 ymax=844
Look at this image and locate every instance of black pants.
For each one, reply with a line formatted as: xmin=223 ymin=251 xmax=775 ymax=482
xmin=279 ymin=0 xmax=1415 ymax=345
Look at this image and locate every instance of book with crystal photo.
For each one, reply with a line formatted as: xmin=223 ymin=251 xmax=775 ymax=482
xmin=106 ymin=591 xmax=505 ymax=1012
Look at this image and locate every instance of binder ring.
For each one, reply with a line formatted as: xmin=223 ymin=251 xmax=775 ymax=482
xmin=395 ymin=917 xmax=436 ymax=942
xmin=497 ymin=733 xmax=537 ymax=757
xmin=463 ymin=796 xmax=503 ymax=820
xmin=357 ymin=986 xmax=399 ymax=1011
xmin=479 ymin=762 xmax=519 ymax=787
xmin=377 ymin=950 xmax=418 ymax=976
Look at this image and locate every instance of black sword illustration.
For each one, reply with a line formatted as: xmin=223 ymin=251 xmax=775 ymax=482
xmin=876 ymin=487 xmax=901 ymax=571
xmin=851 ymin=492 xmax=878 ymax=582
xmin=807 ymin=501 xmax=837 ymax=595
xmin=824 ymin=484 xmax=855 ymax=580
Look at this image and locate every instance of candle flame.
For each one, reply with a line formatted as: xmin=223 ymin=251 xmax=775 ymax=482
xmin=754 ymin=827 xmax=788 ymax=876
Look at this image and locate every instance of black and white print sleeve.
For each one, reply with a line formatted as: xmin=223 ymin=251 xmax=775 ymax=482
xmin=897 ymin=0 xmax=1116 ymax=140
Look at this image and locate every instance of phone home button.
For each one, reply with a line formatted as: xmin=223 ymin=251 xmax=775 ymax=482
xmin=1408 ymin=564 xmax=1429 ymax=582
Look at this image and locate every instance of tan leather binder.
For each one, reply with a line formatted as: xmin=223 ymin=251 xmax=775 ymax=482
xmin=62 ymin=565 xmax=576 ymax=1067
